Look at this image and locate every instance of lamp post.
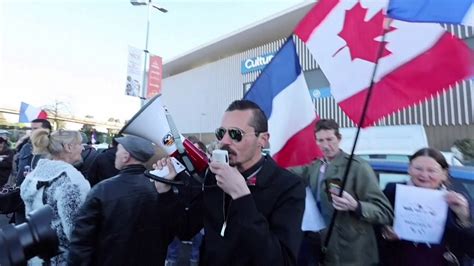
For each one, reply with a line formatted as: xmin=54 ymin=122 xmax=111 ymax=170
xmin=130 ymin=0 xmax=167 ymax=105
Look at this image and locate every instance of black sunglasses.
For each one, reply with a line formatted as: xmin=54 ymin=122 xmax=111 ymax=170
xmin=215 ymin=127 xmax=259 ymax=142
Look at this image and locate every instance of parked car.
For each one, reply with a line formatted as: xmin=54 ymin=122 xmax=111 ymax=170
xmin=340 ymin=125 xmax=428 ymax=158
xmin=357 ymin=151 xmax=464 ymax=166
xmin=340 ymin=125 xmax=463 ymax=166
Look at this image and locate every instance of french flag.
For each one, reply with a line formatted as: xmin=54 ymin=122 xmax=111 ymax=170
xmin=244 ymin=37 xmax=322 ymax=168
xmin=388 ymin=0 xmax=474 ymax=27
xmin=295 ymin=0 xmax=474 ymax=127
xmin=19 ymin=102 xmax=48 ymax=123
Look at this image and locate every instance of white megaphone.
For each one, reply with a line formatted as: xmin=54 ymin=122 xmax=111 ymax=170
xmin=119 ymin=94 xmax=209 ymax=183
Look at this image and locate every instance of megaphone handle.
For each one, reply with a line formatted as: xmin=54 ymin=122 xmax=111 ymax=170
xmin=163 ymin=107 xmax=205 ymax=184
xmin=145 ymin=170 xmax=187 ymax=186
xmin=181 ymin=154 xmax=195 ymax=172
xmin=180 ymin=153 xmax=205 ymax=184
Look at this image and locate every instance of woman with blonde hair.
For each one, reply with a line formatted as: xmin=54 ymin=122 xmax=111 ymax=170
xmin=20 ymin=129 xmax=90 ymax=265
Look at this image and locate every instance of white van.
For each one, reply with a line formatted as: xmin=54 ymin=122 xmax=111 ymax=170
xmin=339 ymin=125 xmax=463 ymax=166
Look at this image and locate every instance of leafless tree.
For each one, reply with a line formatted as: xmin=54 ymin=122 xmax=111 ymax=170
xmin=43 ymin=100 xmax=73 ymax=129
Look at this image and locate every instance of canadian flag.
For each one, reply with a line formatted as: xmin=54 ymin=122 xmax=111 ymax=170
xmin=295 ymin=0 xmax=474 ymax=127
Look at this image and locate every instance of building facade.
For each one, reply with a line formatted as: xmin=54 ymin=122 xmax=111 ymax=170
xmin=162 ymin=2 xmax=474 ymax=150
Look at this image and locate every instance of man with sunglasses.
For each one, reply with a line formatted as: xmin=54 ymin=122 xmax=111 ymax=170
xmin=154 ymin=100 xmax=305 ymax=266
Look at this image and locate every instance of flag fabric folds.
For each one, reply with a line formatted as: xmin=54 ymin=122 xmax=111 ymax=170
xmin=19 ymin=102 xmax=48 ymax=123
xmin=295 ymin=0 xmax=474 ymax=127
xmin=388 ymin=0 xmax=474 ymax=26
xmin=244 ymin=37 xmax=322 ymax=168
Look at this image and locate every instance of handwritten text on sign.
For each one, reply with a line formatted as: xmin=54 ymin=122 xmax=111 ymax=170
xmin=393 ymin=184 xmax=448 ymax=244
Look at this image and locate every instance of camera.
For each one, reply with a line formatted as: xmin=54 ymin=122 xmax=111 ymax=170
xmin=0 ymin=205 xmax=60 ymax=266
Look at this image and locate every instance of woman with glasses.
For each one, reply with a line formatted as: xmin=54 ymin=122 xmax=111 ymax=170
xmin=20 ymin=129 xmax=91 ymax=265
xmin=379 ymin=148 xmax=474 ymax=266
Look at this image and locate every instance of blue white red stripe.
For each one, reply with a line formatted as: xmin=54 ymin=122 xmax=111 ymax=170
xmin=388 ymin=0 xmax=474 ymax=27
xmin=245 ymin=37 xmax=322 ymax=168
xmin=19 ymin=102 xmax=48 ymax=123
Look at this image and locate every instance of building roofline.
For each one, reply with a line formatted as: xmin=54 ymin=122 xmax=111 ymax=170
xmin=163 ymin=1 xmax=316 ymax=77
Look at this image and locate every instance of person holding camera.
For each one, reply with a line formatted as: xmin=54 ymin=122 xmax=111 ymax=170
xmin=154 ymin=100 xmax=305 ymax=266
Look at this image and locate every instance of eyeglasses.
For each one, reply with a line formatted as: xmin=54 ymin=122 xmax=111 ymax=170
xmin=215 ymin=127 xmax=259 ymax=142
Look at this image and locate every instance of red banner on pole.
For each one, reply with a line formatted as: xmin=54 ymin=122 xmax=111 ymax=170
xmin=147 ymin=55 xmax=163 ymax=99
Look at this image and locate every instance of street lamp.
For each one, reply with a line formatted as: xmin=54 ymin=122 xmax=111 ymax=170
xmin=130 ymin=0 xmax=167 ymax=105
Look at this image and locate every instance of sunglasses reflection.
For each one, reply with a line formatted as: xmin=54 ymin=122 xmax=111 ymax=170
xmin=215 ymin=127 xmax=260 ymax=142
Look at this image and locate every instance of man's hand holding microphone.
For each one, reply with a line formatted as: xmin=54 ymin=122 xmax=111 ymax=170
xmin=153 ymin=150 xmax=250 ymax=199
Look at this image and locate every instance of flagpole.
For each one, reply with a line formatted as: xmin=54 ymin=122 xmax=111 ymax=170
xmin=321 ymin=25 xmax=391 ymax=259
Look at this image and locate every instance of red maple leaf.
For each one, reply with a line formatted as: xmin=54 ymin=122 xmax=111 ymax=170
xmin=334 ymin=2 xmax=395 ymax=63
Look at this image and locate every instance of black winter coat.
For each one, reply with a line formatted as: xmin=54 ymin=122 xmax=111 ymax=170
xmin=170 ymin=156 xmax=305 ymax=266
xmin=86 ymin=147 xmax=119 ymax=186
xmin=68 ymin=165 xmax=180 ymax=266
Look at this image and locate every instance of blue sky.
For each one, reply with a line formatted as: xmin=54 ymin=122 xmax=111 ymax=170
xmin=0 ymin=0 xmax=306 ymax=122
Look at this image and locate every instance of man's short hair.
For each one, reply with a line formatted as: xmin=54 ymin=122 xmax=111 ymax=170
xmin=226 ymin=100 xmax=268 ymax=133
xmin=315 ymin=119 xmax=341 ymax=139
xmin=31 ymin=119 xmax=52 ymax=130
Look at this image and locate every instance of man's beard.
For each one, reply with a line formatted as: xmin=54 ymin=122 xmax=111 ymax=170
xmin=219 ymin=145 xmax=238 ymax=167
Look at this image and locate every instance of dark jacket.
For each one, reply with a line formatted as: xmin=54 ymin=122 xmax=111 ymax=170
xmin=170 ymin=155 xmax=305 ymax=266
xmin=0 ymin=146 xmax=14 ymax=186
xmin=86 ymin=147 xmax=119 ymax=186
xmin=380 ymin=182 xmax=474 ymax=266
xmin=15 ymin=141 xmax=33 ymax=185
xmin=75 ymin=145 xmax=98 ymax=179
xmin=67 ymin=165 xmax=180 ymax=266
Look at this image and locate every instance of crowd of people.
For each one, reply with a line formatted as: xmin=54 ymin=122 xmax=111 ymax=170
xmin=0 ymin=100 xmax=473 ymax=265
